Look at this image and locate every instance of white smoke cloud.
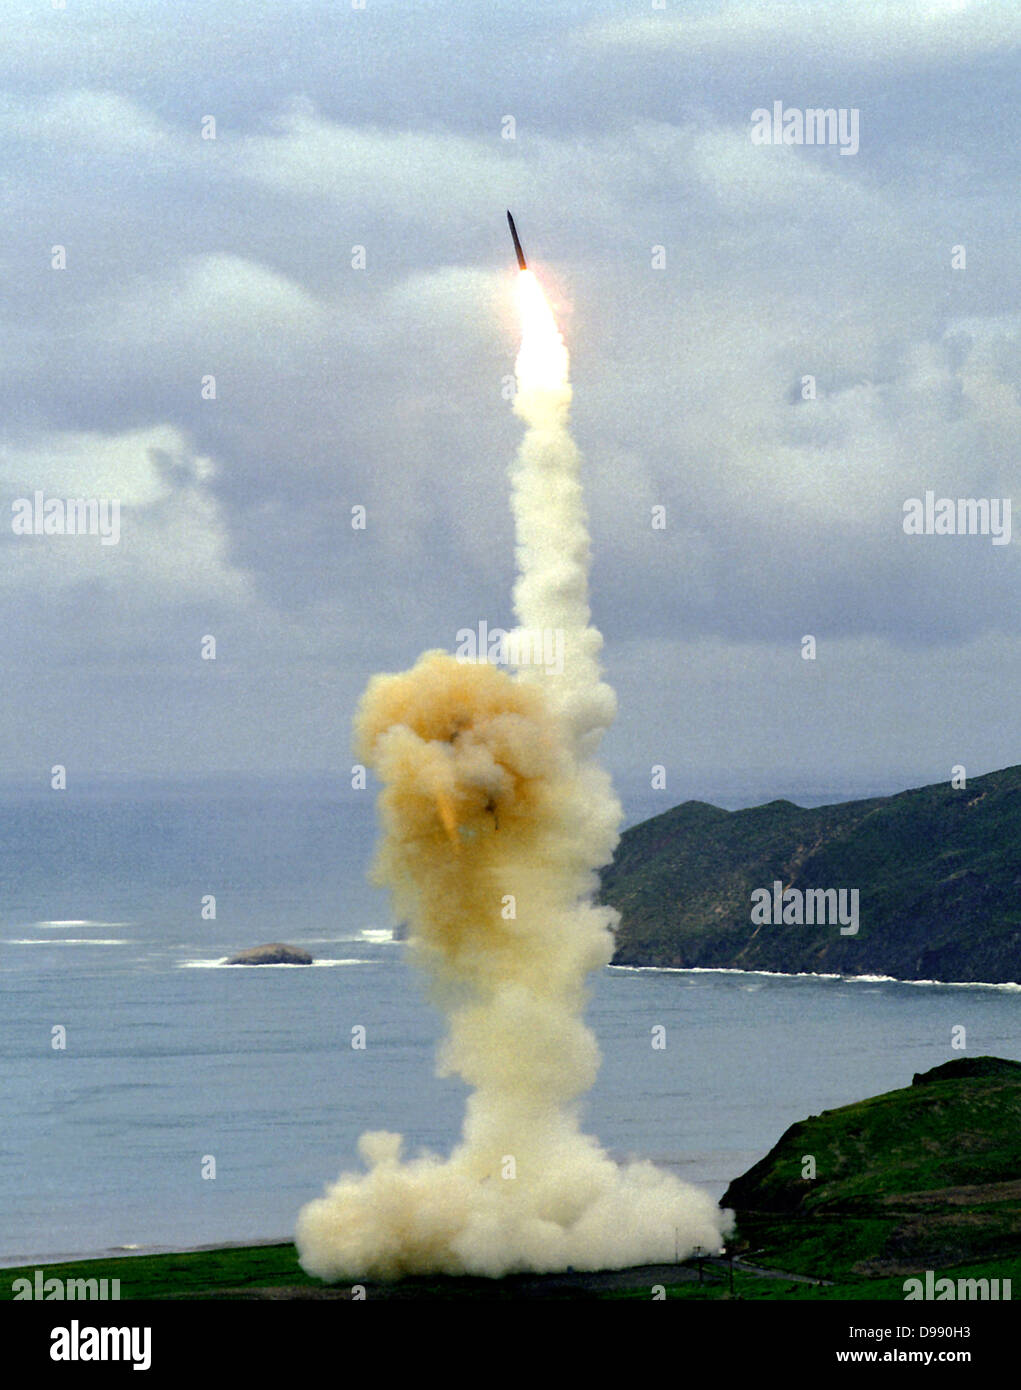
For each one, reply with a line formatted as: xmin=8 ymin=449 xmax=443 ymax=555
xmin=295 ymin=271 xmax=732 ymax=1280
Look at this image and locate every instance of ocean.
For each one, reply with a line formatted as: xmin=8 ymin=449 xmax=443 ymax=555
xmin=2 ymin=780 xmax=1018 ymax=1269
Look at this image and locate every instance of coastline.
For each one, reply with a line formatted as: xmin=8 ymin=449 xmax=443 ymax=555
xmin=607 ymin=964 xmax=1021 ymax=991
xmin=0 ymin=1236 xmax=296 ymax=1274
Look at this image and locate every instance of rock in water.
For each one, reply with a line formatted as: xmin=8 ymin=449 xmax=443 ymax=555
xmin=226 ymin=942 xmax=313 ymax=965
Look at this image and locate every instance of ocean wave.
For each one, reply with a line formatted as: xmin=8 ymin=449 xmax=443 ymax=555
xmin=296 ymin=933 xmax=396 ymax=945
xmin=4 ymin=937 xmax=132 ymax=946
xmin=29 ymin=920 xmax=133 ymax=929
xmin=178 ymin=957 xmax=373 ymax=969
xmin=606 ymin=964 xmax=1021 ymax=991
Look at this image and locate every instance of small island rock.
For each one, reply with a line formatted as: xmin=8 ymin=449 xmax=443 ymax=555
xmin=226 ymin=942 xmax=313 ymax=966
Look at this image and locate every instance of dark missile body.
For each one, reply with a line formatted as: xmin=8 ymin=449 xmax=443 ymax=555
xmin=507 ymin=211 xmax=527 ymax=270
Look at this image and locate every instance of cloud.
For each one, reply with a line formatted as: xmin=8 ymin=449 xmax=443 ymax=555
xmin=89 ymin=252 xmax=327 ymax=367
xmin=0 ymin=88 xmax=182 ymax=156
xmin=236 ymin=101 xmax=512 ymax=215
xmin=1 ymin=424 xmax=251 ymax=606
xmin=0 ymin=8 xmax=1016 ymax=783
xmin=581 ymin=1 xmax=1021 ymax=70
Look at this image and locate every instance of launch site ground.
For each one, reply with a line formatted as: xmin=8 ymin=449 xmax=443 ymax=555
xmin=5 ymin=1243 xmax=1018 ymax=1302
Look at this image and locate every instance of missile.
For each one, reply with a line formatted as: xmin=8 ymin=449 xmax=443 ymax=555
xmin=507 ymin=210 xmax=527 ymax=271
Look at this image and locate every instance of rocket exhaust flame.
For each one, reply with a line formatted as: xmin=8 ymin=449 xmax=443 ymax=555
xmin=294 ymin=256 xmax=732 ymax=1280
xmin=514 ymin=270 xmax=569 ymax=395
xmin=433 ymin=788 xmax=461 ymax=850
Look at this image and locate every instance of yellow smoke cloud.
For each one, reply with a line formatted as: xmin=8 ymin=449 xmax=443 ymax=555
xmin=294 ymin=270 xmax=733 ymax=1280
xmin=352 ymin=650 xmax=562 ymax=979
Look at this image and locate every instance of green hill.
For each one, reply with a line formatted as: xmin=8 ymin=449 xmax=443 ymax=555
xmin=600 ymin=763 xmax=1021 ymax=982
xmin=720 ymin=1056 xmax=1021 ymax=1277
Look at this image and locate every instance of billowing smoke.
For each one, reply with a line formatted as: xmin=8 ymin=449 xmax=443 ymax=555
xmin=295 ymin=269 xmax=732 ymax=1279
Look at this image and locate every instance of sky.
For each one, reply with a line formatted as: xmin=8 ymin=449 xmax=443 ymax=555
xmin=1 ymin=0 xmax=1018 ymax=817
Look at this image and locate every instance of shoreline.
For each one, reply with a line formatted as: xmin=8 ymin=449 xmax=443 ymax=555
xmin=607 ymin=963 xmax=1021 ymax=991
xmin=0 ymin=1236 xmax=296 ymax=1274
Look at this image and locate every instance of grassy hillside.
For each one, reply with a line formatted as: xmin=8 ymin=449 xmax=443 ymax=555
xmin=721 ymin=1056 xmax=1021 ymax=1277
xmin=601 ymin=763 xmax=1021 ymax=981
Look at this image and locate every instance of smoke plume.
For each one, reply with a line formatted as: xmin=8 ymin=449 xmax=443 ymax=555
xmin=295 ymin=269 xmax=732 ymax=1279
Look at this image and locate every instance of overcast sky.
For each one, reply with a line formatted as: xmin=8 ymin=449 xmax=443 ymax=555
xmin=1 ymin=0 xmax=1018 ymax=814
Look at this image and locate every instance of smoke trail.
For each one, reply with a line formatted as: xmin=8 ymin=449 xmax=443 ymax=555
xmin=295 ymin=269 xmax=732 ymax=1280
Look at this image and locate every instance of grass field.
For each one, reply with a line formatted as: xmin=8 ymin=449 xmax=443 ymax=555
xmin=4 ymin=1243 xmax=1018 ymax=1301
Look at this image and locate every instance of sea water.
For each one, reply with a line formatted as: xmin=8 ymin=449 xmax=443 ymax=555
xmin=1 ymin=780 xmax=1018 ymax=1268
